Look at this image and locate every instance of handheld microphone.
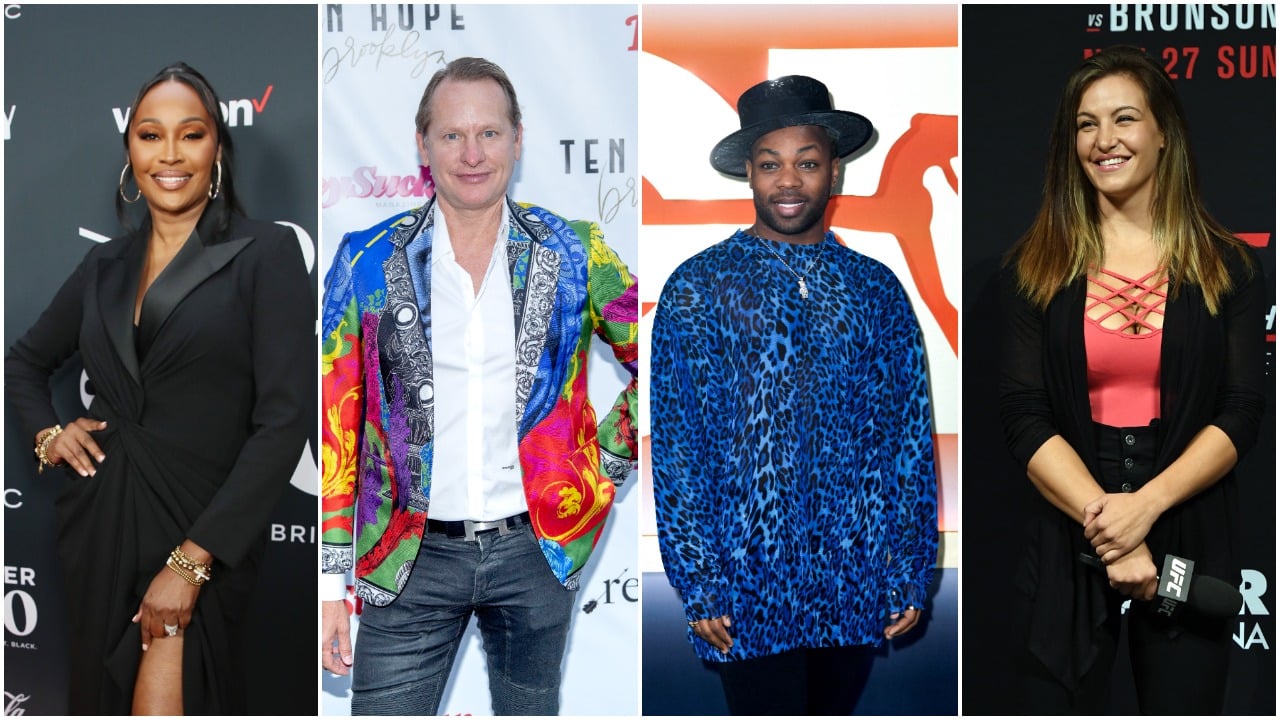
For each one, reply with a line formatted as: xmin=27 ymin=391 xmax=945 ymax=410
xmin=1076 ymin=552 xmax=1241 ymax=621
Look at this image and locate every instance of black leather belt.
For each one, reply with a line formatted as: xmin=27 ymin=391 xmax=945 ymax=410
xmin=426 ymin=512 xmax=530 ymax=541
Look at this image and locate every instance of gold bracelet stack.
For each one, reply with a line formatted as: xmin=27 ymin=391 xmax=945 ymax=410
xmin=165 ymin=546 xmax=213 ymax=586
xmin=34 ymin=425 xmax=64 ymax=474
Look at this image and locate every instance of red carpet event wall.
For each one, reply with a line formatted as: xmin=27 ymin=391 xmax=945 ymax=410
xmin=318 ymin=4 xmax=640 ymax=714
xmin=2 ymin=5 xmax=319 ymax=715
xmin=961 ymin=4 xmax=1274 ymax=714
xmin=637 ymin=5 xmax=959 ymax=714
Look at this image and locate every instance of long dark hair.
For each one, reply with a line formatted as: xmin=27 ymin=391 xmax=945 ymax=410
xmin=1007 ymin=46 xmax=1249 ymax=314
xmin=116 ymin=62 xmax=244 ymax=237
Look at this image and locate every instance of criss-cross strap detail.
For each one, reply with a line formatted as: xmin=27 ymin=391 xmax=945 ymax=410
xmin=1086 ymin=267 xmax=1168 ymax=335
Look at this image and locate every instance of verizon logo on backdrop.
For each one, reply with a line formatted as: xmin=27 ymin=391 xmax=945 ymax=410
xmin=113 ymin=84 xmax=278 ymax=133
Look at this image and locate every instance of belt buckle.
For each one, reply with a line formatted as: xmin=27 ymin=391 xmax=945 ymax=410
xmin=462 ymin=518 xmax=506 ymax=541
xmin=461 ymin=515 xmax=521 ymax=541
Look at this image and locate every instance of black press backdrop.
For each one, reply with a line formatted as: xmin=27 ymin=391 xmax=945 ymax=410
xmin=961 ymin=4 xmax=1275 ymax=714
xmin=3 ymin=5 xmax=318 ymax=715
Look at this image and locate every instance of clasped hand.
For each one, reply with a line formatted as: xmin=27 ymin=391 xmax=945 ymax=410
xmin=1082 ymin=491 xmax=1160 ymax=564
xmin=1104 ymin=542 xmax=1158 ymax=600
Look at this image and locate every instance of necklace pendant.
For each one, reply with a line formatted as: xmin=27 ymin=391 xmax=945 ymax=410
xmin=798 ymin=278 xmax=809 ymax=299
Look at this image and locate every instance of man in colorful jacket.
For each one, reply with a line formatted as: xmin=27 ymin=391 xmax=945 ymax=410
xmin=319 ymin=57 xmax=638 ymax=715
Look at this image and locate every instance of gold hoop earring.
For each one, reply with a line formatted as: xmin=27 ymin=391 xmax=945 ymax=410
xmin=208 ymin=160 xmax=222 ymax=200
xmin=118 ymin=162 xmax=141 ymax=203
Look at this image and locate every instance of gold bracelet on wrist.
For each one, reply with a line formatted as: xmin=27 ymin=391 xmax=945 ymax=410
xmin=165 ymin=556 xmax=205 ymax=586
xmin=34 ymin=425 xmax=64 ymax=474
xmin=166 ymin=546 xmax=212 ymax=585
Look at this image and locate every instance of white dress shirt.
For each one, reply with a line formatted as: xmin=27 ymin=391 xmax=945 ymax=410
xmin=426 ymin=205 xmax=525 ymax=522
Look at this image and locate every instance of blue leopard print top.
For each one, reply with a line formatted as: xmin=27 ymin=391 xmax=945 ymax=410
xmin=650 ymin=229 xmax=938 ymax=662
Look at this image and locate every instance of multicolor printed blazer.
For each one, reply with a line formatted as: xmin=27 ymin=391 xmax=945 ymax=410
xmin=321 ymin=197 xmax=638 ymax=606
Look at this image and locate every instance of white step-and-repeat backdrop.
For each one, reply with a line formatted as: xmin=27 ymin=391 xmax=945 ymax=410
xmin=319 ymin=4 xmax=640 ymax=715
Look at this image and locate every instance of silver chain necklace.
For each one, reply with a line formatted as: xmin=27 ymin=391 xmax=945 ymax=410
xmin=754 ymin=235 xmax=824 ymax=299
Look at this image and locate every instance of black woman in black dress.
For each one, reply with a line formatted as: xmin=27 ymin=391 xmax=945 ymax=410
xmin=5 ymin=62 xmax=311 ymax=715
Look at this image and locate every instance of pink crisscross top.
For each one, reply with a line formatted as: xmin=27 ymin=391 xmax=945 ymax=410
xmin=1084 ymin=267 xmax=1166 ymax=426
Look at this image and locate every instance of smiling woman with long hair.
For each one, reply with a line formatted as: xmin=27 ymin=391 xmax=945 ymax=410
xmin=4 ymin=62 xmax=310 ymax=715
xmin=998 ymin=46 xmax=1265 ymax=713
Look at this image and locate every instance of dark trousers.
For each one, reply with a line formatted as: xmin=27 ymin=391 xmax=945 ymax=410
xmin=1013 ymin=422 xmax=1230 ymax=714
xmin=1013 ymin=593 xmax=1230 ymax=714
xmin=350 ymin=524 xmax=575 ymax=715
xmin=716 ymin=645 xmax=875 ymax=716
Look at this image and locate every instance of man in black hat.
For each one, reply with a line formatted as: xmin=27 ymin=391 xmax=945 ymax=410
xmin=649 ymin=75 xmax=939 ymax=715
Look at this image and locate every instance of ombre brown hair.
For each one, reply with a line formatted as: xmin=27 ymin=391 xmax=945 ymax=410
xmin=1007 ymin=45 xmax=1251 ymax=314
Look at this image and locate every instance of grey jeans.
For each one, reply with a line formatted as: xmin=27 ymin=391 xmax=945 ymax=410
xmin=351 ymin=523 xmax=576 ymax=715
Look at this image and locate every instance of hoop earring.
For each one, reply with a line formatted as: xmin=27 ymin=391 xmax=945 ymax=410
xmin=208 ymin=160 xmax=222 ymax=200
xmin=118 ymin=162 xmax=141 ymax=203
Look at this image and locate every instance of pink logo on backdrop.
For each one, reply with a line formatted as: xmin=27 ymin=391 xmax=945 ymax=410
xmin=322 ymin=165 xmax=434 ymax=208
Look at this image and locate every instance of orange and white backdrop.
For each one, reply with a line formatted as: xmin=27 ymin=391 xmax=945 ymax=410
xmin=638 ymin=8 xmax=958 ymax=711
xmin=638 ymin=3 xmax=959 ymax=579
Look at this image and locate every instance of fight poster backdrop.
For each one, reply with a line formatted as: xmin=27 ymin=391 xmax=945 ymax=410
xmin=961 ymin=4 xmax=1275 ymax=714
xmin=2 ymin=5 xmax=319 ymax=716
xmin=637 ymin=5 xmax=958 ymax=714
xmin=319 ymin=4 xmax=639 ymax=715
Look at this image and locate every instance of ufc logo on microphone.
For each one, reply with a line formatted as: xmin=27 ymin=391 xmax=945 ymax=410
xmin=1165 ymin=557 xmax=1188 ymax=599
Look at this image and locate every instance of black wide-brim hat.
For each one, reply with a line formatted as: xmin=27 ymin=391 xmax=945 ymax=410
xmin=710 ymin=75 xmax=873 ymax=177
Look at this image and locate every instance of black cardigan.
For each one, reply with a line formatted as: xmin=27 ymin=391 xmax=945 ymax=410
xmin=996 ymin=243 xmax=1267 ymax=689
